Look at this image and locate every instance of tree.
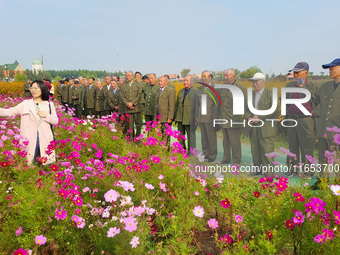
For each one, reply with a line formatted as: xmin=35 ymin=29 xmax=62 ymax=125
xmin=320 ymin=72 xmax=324 ymax=76
xmin=54 ymin=75 xmax=62 ymax=82
xmin=14 ymin=73 xmax=28 ymax=82
xmin=0 ymin=66 xmax=4 ymax=80
xmin=239 ymin=66 xmax=262 ymax=79
xmin=180 ymin=68 xmax=191 ymax=78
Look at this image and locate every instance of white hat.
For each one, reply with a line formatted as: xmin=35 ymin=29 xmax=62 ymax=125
xmin=249 ymin=72 xmax=265 ymax=81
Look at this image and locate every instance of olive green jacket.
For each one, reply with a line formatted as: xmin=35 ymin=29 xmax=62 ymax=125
xmin=245 ymin=87 xmax=278 ymax=138
xmin=120 ymin=81 xmax=142 ymax=113
xmin=95 ymin=88 xmax=105 ymax=112
xmin=108 ymin=88 xmax=120 ymax=110
xmin=309 ymin=80 xmax=340 ymax=139
xmin=220 ymin=81 xmax=247 ymax=129
xmin=154 ymin=85 xmax=176 ymax=123
xmin=196 ymin=84 xmax=220 ymax=123
xmin=56 ymin=83 xmax=62 ymax=102
xmin=85 ymin=84 xmax=97 ymax=109
xmin=61 ymin=85 xmax=69 ymax=103
xmin=72 ymin=86 xmax=84 ymax=106
xmin=175 ymin=87 xmax=198 ymax=125
xmin=68 ymin=85 xmax=75 ymax=105
xmin=143 ymin=83 xmax=160 ymax=116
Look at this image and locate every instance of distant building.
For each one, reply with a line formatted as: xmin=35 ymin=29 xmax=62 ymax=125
xmin=32 ymin=59 xmax=43 ymax=73
xmin=167 ymin=74 xmax=180 ymax=81
xmin=1 ymin=60 xmax=25 ymax=77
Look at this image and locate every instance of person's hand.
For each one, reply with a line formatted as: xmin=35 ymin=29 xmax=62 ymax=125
xmin=195 ymin=117 xmax=198 ymax=126
xmin=127 ymin=102 xmax=133 ymax=108
xmin=167 ymin=119 xmax=172 ymax=124
xmin=38 ymin=110 xmax=47 ymax=118
xmin=114 ymin=106 xmax=119 ymax=110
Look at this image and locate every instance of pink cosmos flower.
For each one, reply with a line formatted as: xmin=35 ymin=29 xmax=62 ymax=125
xmin=107 ymin=227 xmax=120 ymax=237
xmin=306 ymin=155 xmax=317 ymax=164
xmin=235 ymin=215 xmax=243 ymax=223
xmin=159 ymin=182 xmax=167 ymax=192
xmin=208 ymin=218 xmax=219 ymax=229
xmin=35 ymin=235 xmax=47 ymax=245
xmin=275 ymin=180 xmax=288 ymax=191
xmin=16 ymin=227 xmax=23 ymax=236
xmin=293 ymin=193 xmax=305 ymax=202
xmin=145 ymin=183 xmax=155 ymax=190
xmin=125 ymin=216 xmax=138 ymax=232
xmin=334 ymin=134 xmax=340 ymax=145
xmin=130 ymin=236 xmax=140 ymax=248
xmin=220 ymin=198 xmax=231 ymax=209
xmin=194 ymin=191 xmax=199 ymax=196
xmin=55 ymin=206 xmax=67 ymax=220
xmin=314 ymin=234 xmax=326 ymax=244
xmin=292 ymin=210 xmax=305 ymax=226
xmin=158 ymin=175 xmax=164 ymax=180
xmin=333 ymin=210 xmax=340 ymax=224
xmin=13 ymin=248 xmax=27 ymax=255
xmin=286 ymin=219 xmax=295 ymax=229
xmin=193 ymin=206 xmax=205 ymax=217
xmin=322 ymin=228 xmax=334 ymax=240
xmin=104 ymin=189 xmax=120 ymax=202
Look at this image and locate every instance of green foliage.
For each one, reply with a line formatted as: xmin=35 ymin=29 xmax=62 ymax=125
xmin=180 ymin=68 xmax=191 ymax=78
xmin=240 ymin=66 xmax=263 ymax=79
xmin=0 ymin=66 xmax=5 ymax=79
xmin=14 ymin=73 xmax=28 ymax=82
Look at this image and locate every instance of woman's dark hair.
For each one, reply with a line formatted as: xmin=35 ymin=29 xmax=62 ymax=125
xmin=32 ymin=80 xmax=50 ymax=101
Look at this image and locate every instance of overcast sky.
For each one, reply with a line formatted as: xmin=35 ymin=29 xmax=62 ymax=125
xmin=0 ymin=0 xmax=339 ymax=76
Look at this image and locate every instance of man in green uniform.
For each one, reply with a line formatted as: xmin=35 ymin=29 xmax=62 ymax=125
xmin=85 ymin=77 xmax=97 ymax=116
xmin=285 ymin=62 xmax=315 ymax=176
xmin=144 ymin=73 xmax=159 ymax=123
xmin=196 ymin=70 xmax=219 ymax=163
xmin=62 ymin=78 xmax=69 ymax=112
xmin=72 ymin=80 xmax=84 ymax=118
xmin=309 ymin=59 xmax=340 ymax=165
xmin=108 ymin=80 xmax=120 ymax=114
xmin=95 ymin=80 xmax=105 ymax=118
xmin=68 ymin=77 xmax=75 ymax=113
xmin=155 ymin=76 xmax=176 ymax=145
xmin=175 ymin=75 xmax=198 ymax=151
xmin=218 ymin=68 xmax=247 ymax=165
xmin=120 ymin=71 xmax=142 ymax=141
xmin=245 ymin=73 xmax=278 ymax=175
xmin=103 ymin=76 xmax=112 ymax=116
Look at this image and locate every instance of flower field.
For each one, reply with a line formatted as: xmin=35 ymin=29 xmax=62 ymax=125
xmin=1 ymin=91 xmax=340 ymax=255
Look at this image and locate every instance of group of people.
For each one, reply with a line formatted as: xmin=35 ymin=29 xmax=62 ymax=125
xmin=9 ymin=57 xmax=340 ymax=173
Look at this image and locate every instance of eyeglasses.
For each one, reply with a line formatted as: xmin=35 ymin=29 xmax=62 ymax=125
xmin=29 ymin=87 xmax=41 ymax=91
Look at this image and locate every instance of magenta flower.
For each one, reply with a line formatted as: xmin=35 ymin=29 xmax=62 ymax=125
xmin=104 ymin=189 xmax=120 ymax=202
xmin=333 ymin=210 xmax=340 ymax=224
xmin=292 ymin=210 xmax=305 ymax=226
xmin=305 ymin=197 xmax=326 ymax=214
xmin=55 ymin=206 xmax=67 ymax=220
xmin=235 ymin=215 xmax=243 ymax=223
xmin=193 ymin=206 xmax=205 ymax=217
xmin=194 ymin=191 xmax=199 ymax=196
xmin=13 ymin=248 xmax=28 ymax=255
xmin=130 ymin=236 xmax=140 ymax=248
xmin=35 ymin=235 xmax=47 ymax=245
xmin=107 ymin=227 xmax=120 ymax=237
xmin=314 ymin=234 xmax=326 ymax=244
xmin=334 ymin=134 xmax=340 ymax=145
xmin=220 ymin=198 xmax=231 ymax=209
xmin=275 ymin=180 xmax=288 ymax=191
xmin=322 ymin=229 xmax=334 ymax=240
xmin=208 ymin=218 xmax=219 ymax=229
xmin=286 ymin=219 xmax=295 ymax=229
xmin=293 ymin=193 xmax=305 ymax=202
xmin=16 ymin=226 xmax=23 ymax=236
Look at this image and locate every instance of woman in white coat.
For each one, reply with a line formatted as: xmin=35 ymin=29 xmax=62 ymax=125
xmin=0 ymin=80 xmax=59 ymax=165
